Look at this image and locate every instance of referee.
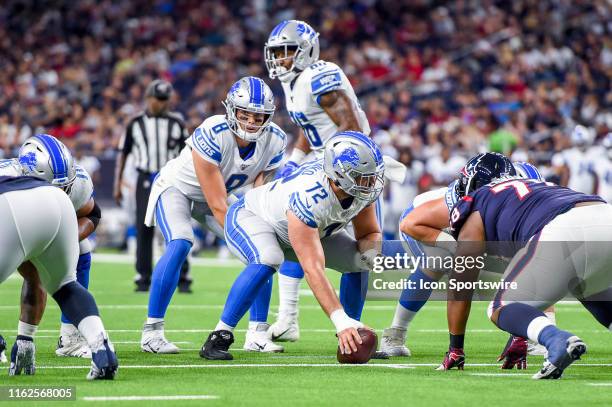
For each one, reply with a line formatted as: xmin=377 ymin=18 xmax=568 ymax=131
xmin=113 ymin=79 xmax=192 ymax=292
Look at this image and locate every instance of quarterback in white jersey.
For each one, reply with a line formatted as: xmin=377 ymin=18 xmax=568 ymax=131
xmin=141 ymin=77 xmax=287 ymax=355
xmin=200 ymin=131 xmax=384 ymax=361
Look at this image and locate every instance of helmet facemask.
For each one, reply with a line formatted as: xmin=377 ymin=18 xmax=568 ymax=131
xmin=224 ymin=101 xmax=274 ymax=142
xmin=265 ymin=44 xmax=300 ymax=82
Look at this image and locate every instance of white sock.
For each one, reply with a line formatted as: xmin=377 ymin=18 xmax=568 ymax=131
xmin=544 ymin=311 xmax=556 ymax=325
xmin=608 ymin=322 xmax=612 ymax=332
xmin=147 ymin=317 xmax=164 ymax=325
xmin=215 ymin=320 xmax=234 ymax=332
xmin=391 ymin=303 xmax=417 ymax=330
xmin=278 ymin=274 xmax=300 ymax=320
xmin=17 ymin=320 xmax=38 ymax=338
xmin=77 ymin=316 xmax=107 ymax=350
xmin=60 ymin=322 xmax=78 ymax=337
xmin=248 ymin=321 xmax=261 ymax=331
xmin=526 ymin=316 xmax=554 ymax=344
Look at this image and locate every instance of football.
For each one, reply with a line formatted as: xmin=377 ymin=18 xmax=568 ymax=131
xmin=337 ymin=328 xmax=378 ymax=364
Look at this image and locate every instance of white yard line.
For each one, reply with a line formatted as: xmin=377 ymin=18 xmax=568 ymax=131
xmin=93 ymin=253 xmax=241 ymax=268
xmin=469 ymin=373 xmax=531 ymax=377
xmin=586 ymin=383 xmax=612 ymax=386
xmin=83 ymin=395 xmax=219 ymax=401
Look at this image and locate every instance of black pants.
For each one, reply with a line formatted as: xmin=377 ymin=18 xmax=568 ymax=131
xmin=135 ymin=171 xmax=190 ymax=285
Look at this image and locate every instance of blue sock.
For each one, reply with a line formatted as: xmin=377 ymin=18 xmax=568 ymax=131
xmin=249 ymin=277 xmax=272 ymax=323
xmin=279 ymin=261 xmax=304 ymax=279
xmin=537 ymin=325 xmax=572 ymax=348
xmin=340 ymin=272 xmax=368 ymax=320
xmin=61 ymin=252 xmax=92 ymax=324
xmin=148 ymin=239 xmax=192 ymax=318
xmin=221 ymin=264 xmax=276 ymax=327
xmin=399 ymin=269 xmax=435 ymax=312
xmin=52 ymin=281 xmax=99 ymax=326
xmin=381 ymin=240 xmax=407 ymax=257
xmin=496 ymin=302 xmax=551 ymax=339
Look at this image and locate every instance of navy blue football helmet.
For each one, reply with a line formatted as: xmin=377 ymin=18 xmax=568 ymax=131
xmin=455 ymin=152 xmax=516 ymax=198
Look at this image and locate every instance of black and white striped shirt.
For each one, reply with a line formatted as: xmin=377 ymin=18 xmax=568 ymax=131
xmin=119 ymin=111 xmax=188 ymax=173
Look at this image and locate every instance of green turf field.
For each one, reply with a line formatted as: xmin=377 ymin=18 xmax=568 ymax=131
xmin=1 ymin=255 xmax=611 ymax=406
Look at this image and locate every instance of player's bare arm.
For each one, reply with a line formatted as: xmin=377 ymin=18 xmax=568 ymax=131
xmin=319 ymin=90 xmax=363 ymax=132
xmin=294 ymin=129 xmax=311 ymax=155
xmin=287 ymin=211 xmax=362 ymax=354
xmin=76 ymin=198 xmax=98 ymax=241
xmin=254 ymin=170 xmax=277 ymax=187
xmin=400 ymin=198 xmax=450 ymax=242
xmin=448 ymin=211 xmax=485 ymax=336
xmin=352 ymin=204 xmax=382 ymax=251
xmin=18 ymin=262 xmax=47 ymax=327
xmin=193 ymin=149 xmax=228 ymax=228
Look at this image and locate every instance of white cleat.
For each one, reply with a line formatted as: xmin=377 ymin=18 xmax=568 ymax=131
xmin=527 ymin=341 xmax=548 ymax=357
xmin=56 ymin=333 xmax=92 ymax=359
xmin=268 ymin=318 xmax=299 ymax=342
xmin=380 ymin=327 xmax=411 ymax=357
xmin=141 ymin=322 xmax=179 ymax=354
xmin=244 ymin=323 xmax=284 ymax=353
xmin=0 ymin=351 xmax=6 ymax=363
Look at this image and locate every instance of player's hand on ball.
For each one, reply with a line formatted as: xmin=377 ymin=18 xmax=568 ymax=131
xmin=337 ymin=327 xmax=363 ymax=355
xmin=436 ymin=347 xmax=465 ymax=370
xmin=497 ymin=335 xmax=527 ymax=370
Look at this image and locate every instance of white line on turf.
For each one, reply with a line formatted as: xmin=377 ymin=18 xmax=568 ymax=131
xmin=40 ymin=363 xmax=415 ymax=369
xmin=93 ymin=253 xmax=242 ymax=268
xmin=469 ymin=373 xmax=531 ymax=377
xmin=586 ymin=383 xmax=612 ymax=386
xmin=83 ymin=395 xmax=219 ymax=401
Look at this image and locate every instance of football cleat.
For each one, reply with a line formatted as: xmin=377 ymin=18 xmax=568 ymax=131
xmin=379 ymin=327 xmax=411 ymax=357
xmin=200 ymin=330 xmax=235 ymax=360
xmin=8 ymin=336 xmax=35 ymax=375
xmin=141 ymin=322 xmax=179 ymax=354
xmin=269 ymin=318 xmax=300 ymax=342
xmin=497 ymin=335 xmax=527 ymax=369
xmin=244 ymin=323 xmax=284 ymax=353
xmin=56 ymin=332 xmax=92 ymax=359
xmin=0 ymin=335 xmax=6 ymax=363
xmin=87 ymin=334 xmax=118 ymax=380
xmin=436 ymin=347 xmax=465 ymax=371
xmin=527 ymin=340 xmax=548 ymax=356
xmin=532 ymin=335 xmax=586 ymax=380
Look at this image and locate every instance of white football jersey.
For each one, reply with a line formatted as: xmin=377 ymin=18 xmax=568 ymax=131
xmin=552 ymin=147 xmax=597 ymax=194
xmin=0 ymin=159 xmax=92 ymax=212
xmin=157 ymin=115 xmax=287 ymax=202
xmin=245 ymin=159 xmax=371 ymax=245
xmin=412 ymin=180 xmax=458 ymax=213
xmin=282 ymin=60 xmax=370 ymax=152
xmin=594 ymin=155 xmax=612 ymax=203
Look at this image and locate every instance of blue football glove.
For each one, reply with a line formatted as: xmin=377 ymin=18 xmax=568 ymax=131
xmin=275 ymin=161 xmax=299 ymax=179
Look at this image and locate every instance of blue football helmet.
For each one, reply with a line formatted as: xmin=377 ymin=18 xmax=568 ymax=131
xmin=323 ymin=131 xmax=385 ymax=202
xmin=455 ymin=152 xmax=516 ymax=198
xmin=264 ymin=20 xmax=320 ymax=83
xmin=514 ymin=161 xmax=544 ymax=181
xmin=223 ymin=76 xmax=275 ymax=142
xmin=18 ymin=134 xmax=76 ymax=190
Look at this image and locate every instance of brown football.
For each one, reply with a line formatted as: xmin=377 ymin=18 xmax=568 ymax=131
xmin=337 ymin=328 xmax=378 ymax=364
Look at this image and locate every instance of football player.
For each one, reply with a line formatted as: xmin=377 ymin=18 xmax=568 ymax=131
xmin=552 ymin=125 xmax=598 ymax=194
xmin=200 ymin=131 xmax=383 ymax=360
xmin=593 ymin=133 xmax=612 ymax=203
xmin=0 ymin=175 xmax=117 ymax=380
xmin=449 ymin=153 xmax=612 ymax=379
xmin=380 ymin=161 xmax=554 ymax=360
xmin=141 ymin=77 xmax=287 ymax=354
xmin=264 ymin=20 xmax=400 ymax=343
xmin=0 ymin=135 xmax=102 ymax=371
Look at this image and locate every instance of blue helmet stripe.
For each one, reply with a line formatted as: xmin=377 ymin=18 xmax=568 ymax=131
xmin=249 ymin=77 xmax=263 ymax=105
xmin=34 ymin=135 xmax=66 ymax=180
xmin=49 ymin=136 xmax=68 ymax=178
xmin=270 ymin=20 xmax=289 ymax=39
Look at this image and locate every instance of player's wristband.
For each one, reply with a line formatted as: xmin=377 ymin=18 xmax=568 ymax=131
xmin=289 ymin=149 xmax=307 ymax=165
xmin=330 ymin=309 xmax=363 ymax=333
xmin=435 ymin=231 xmax=457 ymax=254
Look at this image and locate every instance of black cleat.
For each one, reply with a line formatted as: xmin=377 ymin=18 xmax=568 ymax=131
xmin=371 ymin=350 xmax=390 ymax=360
xmin=178 ymin=281 xmax=193 ymax=294
xmin=200 ymin=330 xmax=234 ymax=360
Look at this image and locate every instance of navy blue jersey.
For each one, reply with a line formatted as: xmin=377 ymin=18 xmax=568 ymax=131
xmin=0 ymin=176 xmax=49 ymax=195
xmin=450 ymin=178 xmax=605 ymax=242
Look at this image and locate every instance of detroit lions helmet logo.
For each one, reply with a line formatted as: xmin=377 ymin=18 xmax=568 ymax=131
xmin=296 ymin=22 xmax=316 ymax=41
xmin=333 ymin=147 xmax=360 ymax=168
xmin=18 ymin=152 xmax=37 ymax=172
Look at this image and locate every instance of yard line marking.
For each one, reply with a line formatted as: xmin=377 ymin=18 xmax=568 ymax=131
xmin=39 ymin=363 xmax=415 ymax=370
xmin=587 ymin=383 xmax=612 ymax=386
xmin=469 ymin=373 xmax=531 ymax=377
xmin=113 ymin=341 xmax=193 ymax=344
xmin=93 ymin=253 xmax=242 ymax=268
xmin=83 ymin=395 xmax=219 ymax=401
